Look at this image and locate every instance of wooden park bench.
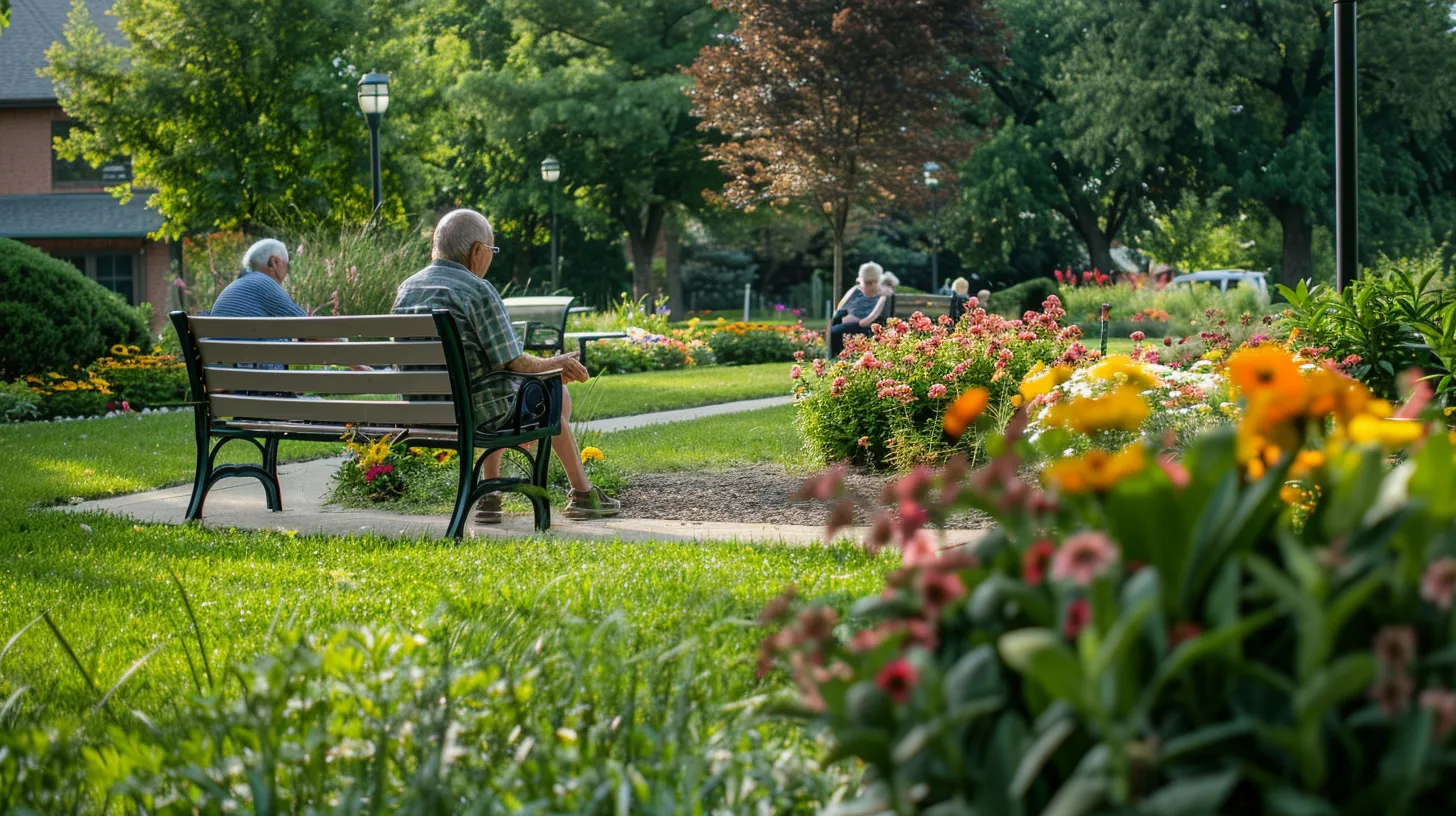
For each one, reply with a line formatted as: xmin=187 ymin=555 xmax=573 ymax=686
xmin=502 ymin=295 xmax=628 ymax=367
xmin=169 ymin=310 xmax=563 ymax=539
xmin=825 ymin=291 xmax=964 ymax=356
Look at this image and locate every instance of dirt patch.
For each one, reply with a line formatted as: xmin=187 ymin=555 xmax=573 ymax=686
xmin=616 ymin=466 xmax=993 ymax=529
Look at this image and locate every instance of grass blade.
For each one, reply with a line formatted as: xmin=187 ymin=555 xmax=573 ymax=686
xmin=0 ymin=685 xmax=28 ymax=723
xmin=169 ymin=567 xmax=214 ymax=690
xmin=0 ymin=611 xmax=46 ymax=666
xmin=95 ymin=642 xmax=167 ymax=713
xmin=41 ymin=611 xmax=102 ymax=700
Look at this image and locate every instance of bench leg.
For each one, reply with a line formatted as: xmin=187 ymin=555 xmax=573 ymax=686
xmin=262 ymin=437 xmax=282 ymax=512
xmin=445 ymin=445 xmax=477 ymax=540
xmin=528 ymin=442 xmax=552 ymax=533
xmin=185 ymin=441 xmax=210 ymax=522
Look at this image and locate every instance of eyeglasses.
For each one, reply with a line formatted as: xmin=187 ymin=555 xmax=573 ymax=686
xmin=472 ymin=241 xmax=501 ymax=256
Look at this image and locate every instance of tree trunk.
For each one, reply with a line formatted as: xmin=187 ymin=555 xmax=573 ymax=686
xmin=1068 ymin=202 xmax=1115 ymax=279
xmin=512 ymin=212 xmax=536 ymax=290
xmin=623 ymin=202 xmax=666 ymax=302
xmin=1271 ymin=199 xmax=1314 ymax=289
xmin=664 ymin=210 xmax=684 ymax=320
xmin=831 ymin=226 xmax=844 ymax=306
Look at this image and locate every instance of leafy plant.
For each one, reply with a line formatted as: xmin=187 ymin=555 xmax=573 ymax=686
xmin=707 ymin=321 xmax=823 ymax=366
xmin=764 ymin=345 xmax=1456 ymax=814
xmin=988 ymin=277 xmax=1061 ymax=318
xmin=0 ymin=380 xmax=39 ymax=423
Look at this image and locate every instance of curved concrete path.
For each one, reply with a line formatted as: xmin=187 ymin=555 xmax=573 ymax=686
xmin=67 ymin=396 xmax=985 ymax=548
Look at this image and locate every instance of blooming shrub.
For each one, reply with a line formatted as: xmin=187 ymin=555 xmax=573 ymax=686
xmin=332 ymin=433 xmax=420 ymax=503
xmin=89 ymin=344 xmax=188 ymax=409
xmin=707 ymin=320 xmax=824 ymax=365
xmin=795 ymin=298 xmax=1083 ymax=469
xmin=761 ymin=346 xmax=1456 ymax=814
xmin=586 ymin=327 xmax=710 ymax=375
xmin=23 ymin=368 xmax=113 ymax=420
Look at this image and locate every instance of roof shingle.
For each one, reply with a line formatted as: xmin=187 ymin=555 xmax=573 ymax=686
xmin=0 ymin=193 xmax=163 ymax=238
xmin=0 ymin=0 xmax=124 ymax=105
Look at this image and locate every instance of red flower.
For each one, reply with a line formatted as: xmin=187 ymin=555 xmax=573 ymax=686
xmin=1168 ymin=622 xmax=1202 ymax=648
xmin=1022 ymin=540 xmax=1056 ymax=586
xmin=876 ymin=659 xmax=919 ymax=703
xmin=919 ymin=570 xmax=966 ymax=615
xmin=1063 ymin=598 xmax=1091 ymax=639
xmin=363 ymin=463 xmax=394 ymax=484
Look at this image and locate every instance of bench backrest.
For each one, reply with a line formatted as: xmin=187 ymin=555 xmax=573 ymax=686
xmin=889 ymin=293 xmax=955 ymax=320
xmin=170 ymin=311 xmax=470 ymax=431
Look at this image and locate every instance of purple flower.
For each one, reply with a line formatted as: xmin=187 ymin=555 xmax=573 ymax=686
xmin=775 ymin=303 xmax=786 ymax=312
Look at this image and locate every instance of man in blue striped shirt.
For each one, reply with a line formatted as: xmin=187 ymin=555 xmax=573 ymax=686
xmin=211 ymin=239 xmax=307 ymax=320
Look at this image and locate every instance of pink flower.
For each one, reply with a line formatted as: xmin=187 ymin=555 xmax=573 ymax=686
xmin=1422 ymin=557 xmax=1456 ymax=610
xmin=876 ymin=659 xmax=919 ymax=703
xmin=363 ymin=463 xmax=394 ymax=484
xmin=1130 ymin=331 xmax=1146 ymax=342
xmin=1050 ymin=532 xmax=1119 ymax=586
xmin=899 ymin=528 xmax=938 ymax=567
xmin=793 ymin=351 xmax=805 ymax=362
xmin=1374 ymin=626 xmax=1418 ymax=669
xmin=1370 ymin=672 xmax=1415 ymax=717
xmin=1022 ymin=540 xmax=1055 ymax=586
xmin=919 ymin=570 xmax=966 ymax=615
xmin=1420 ymin=687 xmax=1456 ymax=741
xmin=790 ymin=364 xmax=803 ymax=380
xmin=1063 ymin=598 xmax=1091 ymax=639
xmin=121 ymin=400 xmax=131 ymax=412
xmin=928 ymin=383 xmax=947 ymax=399
xmin=857 ymin=435 xmax=870 ymax=448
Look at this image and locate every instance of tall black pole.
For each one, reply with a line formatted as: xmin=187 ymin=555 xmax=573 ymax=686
xmin=1333 ymin=0 xmax=1357 ymax=291
xmin=366 ymin=112 xmax=383 ymax=212
xmin=930 ymin=192 xmax=940 ymax=292
xmin=550 ymin=186 xmax=559 ymax=289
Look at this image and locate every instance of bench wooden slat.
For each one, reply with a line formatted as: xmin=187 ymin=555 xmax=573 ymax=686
xmin=197 ymin=340 xmax=446 ymax=366
xmin=219 ymin=420 xmax=460 ymax=442
xmin=203 ymin=367 xmax=452 ymax=395
xmin=188 ymin=314 xmax=440 ymax=339
xmin=209 ymin=394 xmax=457 ymax=425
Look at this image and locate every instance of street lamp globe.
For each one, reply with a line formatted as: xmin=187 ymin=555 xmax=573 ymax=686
xmin=541 ymin=156 xmax=562 ymax=183
xmin=357 ymin=72 xmax=390 ymax=115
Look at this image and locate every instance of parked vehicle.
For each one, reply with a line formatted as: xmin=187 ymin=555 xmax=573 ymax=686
xmin=1170 ymin=269 xmax=1270 ymax=298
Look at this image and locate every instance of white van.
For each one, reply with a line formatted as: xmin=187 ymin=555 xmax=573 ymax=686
xmin=1169 ymin=270 xmax=1269 ymax=299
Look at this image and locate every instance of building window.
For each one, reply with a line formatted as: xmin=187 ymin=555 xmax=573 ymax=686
xmin=59 ymin=253 xmax=139 ymax=304
xmin=51 ymin=122 xmax=133 ymax=188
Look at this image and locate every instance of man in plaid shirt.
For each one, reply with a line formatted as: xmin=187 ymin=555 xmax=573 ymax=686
xmin=392 ymin=209 xmax=620 ymax=523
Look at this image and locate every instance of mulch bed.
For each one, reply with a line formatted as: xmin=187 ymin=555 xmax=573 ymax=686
xmin=616 ymin=466 xmax=993 ymax=529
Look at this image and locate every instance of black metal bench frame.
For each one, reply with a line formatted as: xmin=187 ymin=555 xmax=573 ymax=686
xmin=170 ymin=310 xmax=563 ymax=539
xmin=502 ymin=296 xmax=576 ymax=356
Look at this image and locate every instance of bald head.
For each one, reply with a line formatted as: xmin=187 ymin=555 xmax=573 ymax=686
xmin=433 ymin=209 xmax=494 ymax=266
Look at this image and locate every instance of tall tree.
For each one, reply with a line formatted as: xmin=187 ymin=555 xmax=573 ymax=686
xmin=953 ymin=0 xmax=1186 ymax=278
xmin=688 ymin=0 xmax=1003 ymax=300
xmin=1063 ymin=0 xmax=1456 ymax=286
xmin=44 ymin=0 xmax=377 ymax=236
xmin=453 ymin=0 xmax=727 ymax=302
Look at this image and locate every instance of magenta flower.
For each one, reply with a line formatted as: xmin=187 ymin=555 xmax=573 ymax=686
xmin=876 ymin=659 xmax=919 ymax=703
xmin=1130 ymin=331 xmax=1146 ymax=342
xmin=1050 ymin=532 xmax=1119 ymax=586
xmin=364 ymin=464 xmax=393 ymax=484
xmin=1422 ymin=557 xmax=1456 ymax=610
xmin=928 ymin=383 xmax=947 ymax=398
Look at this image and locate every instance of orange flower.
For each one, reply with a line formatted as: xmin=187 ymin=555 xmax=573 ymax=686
xmin=1042 ymin=444 xmax=1148 ymax=494
xmin=1227 ymin=346 xmax=1305 ymax=423
xmin=943 ymin=387 xmax=990 ymax=439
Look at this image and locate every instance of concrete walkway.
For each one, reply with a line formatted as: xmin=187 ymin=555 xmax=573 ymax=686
xmin=574 ymin=396 xmax=791 ymax=434
xmin=69 ymin=396 xmax=984 ymax=547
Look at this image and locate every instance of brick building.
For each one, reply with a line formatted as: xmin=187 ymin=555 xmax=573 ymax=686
xmin=0 ymin=0 xmax=172 ymax=333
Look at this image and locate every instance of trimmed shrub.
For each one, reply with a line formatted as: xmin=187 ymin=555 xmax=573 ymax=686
xmin=707 ymin=321 xmax=824 ymax=366
xmin=0 ymin=238 xmax=149 ymax=380
xmin=986 ymin=277 xmax=1059 ymax=317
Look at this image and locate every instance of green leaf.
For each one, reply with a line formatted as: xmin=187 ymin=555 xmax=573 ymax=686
xmin=1292 ymin=653 xmax=1377 ymax=726
xmin=943 ymin=645 xmax=1004 ymax=711
xmin=1265 ymin=787 xmax=1337 ymax=816
xmin=1142 ymin=609 xmax=1280 ymax=710
xmin=1375 ymin=709 xmax=1433 ymax=812
xmin=1088 ymin=595 xmax=1155 ymax=683
xmin=1038 ymin=745 xmax=1108 ymax=816
xmin=999 ymin=629 xmax=1096 ymax=717
xmin=1158 ymin=720 xmax=1255 ymax=765
xmin=1137 ymin=769 xmax=1238 ymax=815
xmin=1011 ymin=717 xmax=1077 ymax=798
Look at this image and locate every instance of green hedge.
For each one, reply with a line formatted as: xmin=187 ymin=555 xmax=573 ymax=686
xmin=0 ymin=238 xmax=149 ymax=380
xmin=987 ymin=277 xmax=1060 ymax=318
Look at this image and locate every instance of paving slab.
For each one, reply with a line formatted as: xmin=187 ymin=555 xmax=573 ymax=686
xmin=573 ymin=396 xmax=792 ymax=434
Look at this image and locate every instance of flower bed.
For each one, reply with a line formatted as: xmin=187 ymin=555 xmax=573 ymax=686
xmin=706 ymin=320 xmax=824 ymax=366
xmin=795 ymin=298 xmax=1085 ymax=469
xmin=585 ymin=327 xmax=711 ymax=375
xmin=760 ymin=346 xmax=1456 ymax=813
xmin=12 ymin=344 xmax=188 ymax=422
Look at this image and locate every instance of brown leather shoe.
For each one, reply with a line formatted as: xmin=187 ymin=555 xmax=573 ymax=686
xmin=474 ymin=493 xmax=503 ymax=525
xmin=562 ymin=486 xmax=621 ymax=520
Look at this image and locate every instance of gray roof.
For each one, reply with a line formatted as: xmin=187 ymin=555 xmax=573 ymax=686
xmin=0 ymin=193 xmax=163 ymax=238
xmin=0 ymin=0 xmax=124 ymax=105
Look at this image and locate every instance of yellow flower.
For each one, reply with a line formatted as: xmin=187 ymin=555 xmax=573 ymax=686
xmin=581 ymin=446 xmax=605 ymax=463
xmin=110 ymin=344 xmax=129 ymax=356
xmin=1046 ymin=385 xmax=1150 ymax=435
xmin=1201 ymin=349 xmax=1225 ymax=362
xmin=1228 ymin=346 xmax=1304 ymax=411
xmin=47 ymin=372 xmax=62 ymax=379
xmin=1018 ymin=362 xmax=1074 ymax=404
xmin=1042 ymin=444 xmax=1147 ymax=494
xmin=1088 ymin=355 xmax=1159 ymax=389
xmin=1347 ymin=415 xmax=1425 ymax=449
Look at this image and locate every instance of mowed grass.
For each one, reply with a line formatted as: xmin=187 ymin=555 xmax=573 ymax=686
xmin=568 ymin=361 xmax=792 ymax=421
xmin=0 ymin=387 xmax=877 ymax=723
xmin=588 ymin=404 xmax=808 ymax=476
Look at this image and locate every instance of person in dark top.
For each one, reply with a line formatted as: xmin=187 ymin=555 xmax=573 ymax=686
xmin=830 ymin=262 xmax=889 ymax=357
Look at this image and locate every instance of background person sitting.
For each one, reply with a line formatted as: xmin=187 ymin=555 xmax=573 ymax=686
xmin=880 ymin=271 xmax=900 ymax=295
xmin=392 ymin=208 xmax=620 ymax=523
xmin=829 ymin=262 xmax=889 ymax=357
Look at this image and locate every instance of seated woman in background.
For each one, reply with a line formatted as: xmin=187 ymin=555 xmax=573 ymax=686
xmin=830 ymin=262 xmax=889 ymax=357
xmin=880 ymin=271 xmax=900 ymax=295
xmin=951 ymin=277 xmax=970 ymax=297
xmin=948 ymin=276 xmax=972 ymax=321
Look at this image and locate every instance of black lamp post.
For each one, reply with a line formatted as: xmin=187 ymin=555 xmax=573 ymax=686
xmin=541 ymin=156 xmax=562 ymax=288
xmin=924 ymin=162 xmax=941 ymax=293
xmin=357 ymin=72 xmax=390 ymax=212
xmin=1333 ymin=0 xmax=1356 ymax=291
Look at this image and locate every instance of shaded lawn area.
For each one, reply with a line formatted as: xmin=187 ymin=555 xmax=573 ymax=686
xmin=0 ymin=400 xmax=881 ymax=723
xmin=568 ymin=361 xmax=791 ymax=421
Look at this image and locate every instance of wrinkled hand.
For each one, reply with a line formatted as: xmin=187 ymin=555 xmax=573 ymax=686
xmin=554 ymin=352 xmax=590 ymax=383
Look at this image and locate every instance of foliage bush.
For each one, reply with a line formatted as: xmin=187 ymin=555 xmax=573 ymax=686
xmin=567 ymin=293 xmax=673 ymax=334
xmin=763 ymin=346 xmax=1456 ymax=814
xmin=708 ymin=321 xmax=824 ymax=366
xmin=0 ymin=238 xmax=149 ymax=381
xmin=586 ymin=332 xmax=704 ymax=375
xmin=1276 ymin=253 xmax=1455 ymax=402
xmin=0 ymin=381 xmax=40 ymax=423
xmin=22 ymin=368 xmax=113 ymax=420
xmin=89 ymin=345 xmax=188 ymax=409
xmin=987 ymin=277 xmax=1060 ymax=318
xmin=681 ymin=247 xmax=760 ymax=311
xmin=795 ymin=299 xmax=1081 ymax=469
xmin=1062 ymin=279 xmax=1271 ymax=338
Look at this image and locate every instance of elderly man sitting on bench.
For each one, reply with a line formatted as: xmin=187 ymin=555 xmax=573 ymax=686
xmin=392 ymin=208 xmax=621 ymax=523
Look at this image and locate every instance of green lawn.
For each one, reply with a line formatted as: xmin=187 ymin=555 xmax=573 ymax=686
xmin=568 ymin=361 xmax=792 ymax=421
xmin=587 ymin=403 xmax=806 ymax=476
